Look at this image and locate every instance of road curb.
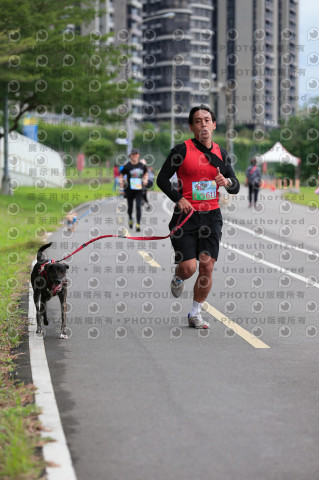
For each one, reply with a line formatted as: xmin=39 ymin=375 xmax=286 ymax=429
xmin=28 ymin=260 xmax=77 ymax=480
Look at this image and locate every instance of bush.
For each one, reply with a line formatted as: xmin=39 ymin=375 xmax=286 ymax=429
xmin=81 ymin=138 xmax=115 ymax=167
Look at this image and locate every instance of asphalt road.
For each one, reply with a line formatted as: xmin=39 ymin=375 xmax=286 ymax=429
xmin=42 ymin=187 xmax=319 ymax=480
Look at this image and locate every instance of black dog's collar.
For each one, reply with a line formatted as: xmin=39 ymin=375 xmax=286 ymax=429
xmin=38 ymin=260 xmax=66 ymax=297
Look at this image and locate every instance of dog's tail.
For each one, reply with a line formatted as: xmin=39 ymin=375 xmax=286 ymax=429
xmin=37 ymin=242 xmax=53 ymax=263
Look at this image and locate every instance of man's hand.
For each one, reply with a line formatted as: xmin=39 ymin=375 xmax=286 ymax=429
xmin=177 ymin=197 xmax=193 ymax=214
xmin=215 ymin=167 xmax=229 ymax=187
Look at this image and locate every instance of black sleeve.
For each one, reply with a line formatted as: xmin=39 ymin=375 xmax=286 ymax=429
xmin=156 ymin=143 xmax=186 ymax=203
xmin=120 ymin=163 xmax=128 ymax=175
xmin=220 ymin=148 xmax=240 ymax=194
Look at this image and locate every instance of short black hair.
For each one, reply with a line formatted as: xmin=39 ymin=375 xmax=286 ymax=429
xmin=188 ymin=104 xmax=216 ymax=125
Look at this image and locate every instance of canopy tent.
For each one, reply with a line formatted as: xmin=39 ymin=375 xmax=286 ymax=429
xmin=255 ymin=141 xmax=300 ymax=168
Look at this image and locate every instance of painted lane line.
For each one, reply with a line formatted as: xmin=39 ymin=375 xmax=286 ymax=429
xmin=162 ymin=197 xmax=319 ymax=287
xmin=224 ymin=220 xmax=319 ymax=258
xmin=203 ymin=302 xmax=270 ymax=349
xmin=221 ymin=242 xmax=319 ymax=289
xmin=138 ymin=250 xmax=161 ymax=268
xmin=161 ymin=198 xmax=271 ymax=348
xmin=28 ymin=262 xmax=77 ymax=480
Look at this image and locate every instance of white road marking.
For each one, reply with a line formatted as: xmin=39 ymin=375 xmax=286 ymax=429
xmin=28 ymin=261 xmax=77 ymax=480
xmin=162 ymin=197 xmax=319 ymax=288
xmin=221 ymin=241 xmax=319 ymax=289
xmin=224 ymin=220 xmax=319 ymax=257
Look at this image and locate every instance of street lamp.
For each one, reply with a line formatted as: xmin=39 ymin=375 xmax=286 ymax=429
xmin=170 ymin=60 xmax=176 ymax=149
xmin=211 ymin=79 xmax=236 ymax=157
xmin=225 ymin=82 xmax=235 ymax=157
xmin=1 ymin=90 xmax=11 ymax=195
xmin=126 ymin=11 xmax=176 ymax=155
xmin=170 ymin=54 xmax=183 ymax=149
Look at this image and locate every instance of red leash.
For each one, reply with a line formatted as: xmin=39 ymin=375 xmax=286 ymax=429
xmin=56 ymin=208 xmax=194 ymax=262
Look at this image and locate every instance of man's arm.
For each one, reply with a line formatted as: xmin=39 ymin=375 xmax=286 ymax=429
xmin=219 ymin=148 xmax=240 ymax=194
xmin=156 ymin=143 xmax=186 ymax=203
xmin=142 ymin=164 xmax=148 ymax=185
xmin=119 ymin=165 xmax=127 ymax=194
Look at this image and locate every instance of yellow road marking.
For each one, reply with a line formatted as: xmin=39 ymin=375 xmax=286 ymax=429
xmin=203 ymin=301 xmax=271 ymax=349
xmin=135 ymin=250 xmax=270 ymax=348
xmin=138 ymin=250 xmax=161 ymax=268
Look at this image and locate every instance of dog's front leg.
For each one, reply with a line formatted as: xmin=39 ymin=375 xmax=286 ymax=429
xmin=34 ymin=292 xmax=42 ymax=334
xmin=59 ymin=290 xmax=68 ymax=339
xmin=40 ymin=293 xmax=49 ymax=326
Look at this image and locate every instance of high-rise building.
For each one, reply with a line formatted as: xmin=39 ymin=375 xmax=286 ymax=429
xmin=215 ymin=0 xmax=299 ymax=128
xmin=80 ymin=0 xmax=299 ymax=130
xmin=142 ymin=0 xmax=214 ymax=125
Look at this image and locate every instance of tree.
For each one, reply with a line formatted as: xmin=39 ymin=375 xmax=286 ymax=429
xmin=82 ymin=137 xmax=115 ymax=166
xmin=0 ymin=0 xmax=137 ymax=138
xmin=269 ymin=98 xmax=319 ymax=183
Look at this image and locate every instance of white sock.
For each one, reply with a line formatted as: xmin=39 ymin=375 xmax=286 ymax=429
xmin=190 ymin=300 xmax=203 ymax=317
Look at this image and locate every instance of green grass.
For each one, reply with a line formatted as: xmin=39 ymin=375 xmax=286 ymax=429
xmin=0 ymin=181 xmax=115 ymax=479
xmin=0 ymin=405 xmax=45 ymax=480
xmin=66 ymin=165 xmax=114 ymax=180
xmin=283 ymin=187 xmax=319 ymax=206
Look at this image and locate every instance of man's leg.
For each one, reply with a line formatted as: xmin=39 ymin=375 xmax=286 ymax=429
xmin=175 ymin=258 xmax=197 ymax=281
xmin=254 ymin=187 xmax=259 ymax=205
xmin=248 ymin=184 xmax=253 ymax=206
xmin=135 ymin=191 xmax=143 ymax=225
xmin=126 ymin=191 xmax=134 ymax=227
xmin=193 ymin=253 xmax=215 ymax=303
xmin=188 ymin=253 xmax=215 ymax=329
xmin=171 ymin=258 xmax=197 ymax=298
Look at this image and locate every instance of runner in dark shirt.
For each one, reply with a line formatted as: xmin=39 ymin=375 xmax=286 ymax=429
xmin=119 ymin=149 xmax=147 ymax=232
xmin=246 ymin=158 xmax=262 ymax=207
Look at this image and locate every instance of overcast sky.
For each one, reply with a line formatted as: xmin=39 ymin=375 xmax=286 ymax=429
xmin=298 ymin=1 xmax=319 ymax=105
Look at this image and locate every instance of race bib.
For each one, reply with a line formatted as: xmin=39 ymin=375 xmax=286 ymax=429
xmin=130 ymin=178 xmax=142 ymax=190
xmin=192 ymin=180 xmax=216 ymax=201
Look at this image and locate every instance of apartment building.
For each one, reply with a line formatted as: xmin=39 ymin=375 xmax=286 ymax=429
xmin=215 ymin=0 xmax=299 ymax=127
xmin=142 ymin=0 xmax=214 ymax=125
xmin=81 ymin=0 xmax=299 ymax=129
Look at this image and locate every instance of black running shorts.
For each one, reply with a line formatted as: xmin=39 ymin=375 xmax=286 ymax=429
xmin=169 ymin=208 xmax=223 ymax=264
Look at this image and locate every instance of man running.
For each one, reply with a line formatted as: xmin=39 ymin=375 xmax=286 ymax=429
xmin=119 ymin=149 xmax=147 ymax=232
xmin=157 ymin=105 xmax=240 ymax=329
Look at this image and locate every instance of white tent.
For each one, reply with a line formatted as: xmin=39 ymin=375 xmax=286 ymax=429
xmin=255 ymin=141 xmax=300 ymax=167
xmin=0 ymin=130 xmax=65 ymax=188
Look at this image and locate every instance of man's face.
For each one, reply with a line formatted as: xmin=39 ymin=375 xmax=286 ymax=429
xmin=189 ymin=110 xmax=216 ymax=143
xmin=130 ymin=153 xmax=140 ymax=164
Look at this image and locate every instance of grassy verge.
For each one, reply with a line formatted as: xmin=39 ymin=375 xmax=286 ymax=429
xmin=283 ymin=187 xmax=319 ymax=206
xmin=0 ymin=181 xmax=114 ymax=479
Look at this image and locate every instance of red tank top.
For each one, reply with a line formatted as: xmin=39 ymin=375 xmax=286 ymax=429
xmin=177 ymin=139 xmax=223 ymax=211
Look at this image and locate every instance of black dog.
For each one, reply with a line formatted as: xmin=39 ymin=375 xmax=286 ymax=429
xmin=31 ymin=242 xmax=69 ymax=339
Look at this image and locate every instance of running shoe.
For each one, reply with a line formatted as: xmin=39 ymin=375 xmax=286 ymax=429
xmin=188 ymin=313 xmax=210 ymax=329
xmin=136 ymin=223 xmax=141 ymax=232
xmin=129 ymin=219 xmax=133 ymax=229
xmin=170 ymin=276 xmax=184 ymax=298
